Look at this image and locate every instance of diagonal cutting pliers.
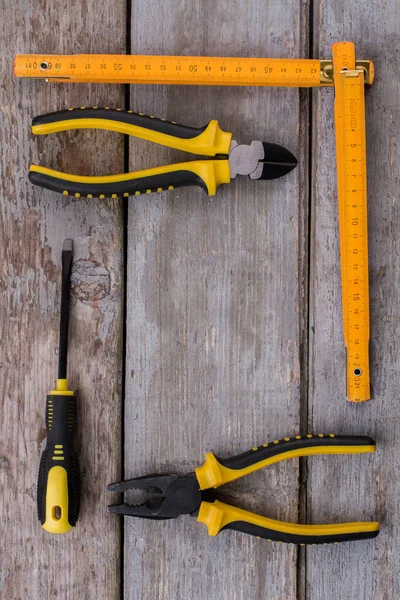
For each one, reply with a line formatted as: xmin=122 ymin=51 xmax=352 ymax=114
xmin=28 ymin=107 xmax=297 ymax=198
xmin=107 ymin=434 xmax=380 ymax=545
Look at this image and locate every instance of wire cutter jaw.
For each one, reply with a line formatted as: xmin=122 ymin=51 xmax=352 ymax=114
xmin=228 ymin=141 xmax=297 ymax=180
xmin=107 ymin=473 xmax=202 ymax=520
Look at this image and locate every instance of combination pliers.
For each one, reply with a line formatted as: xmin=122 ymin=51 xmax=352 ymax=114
xmin=28 ymin=107 xmax=297 ymax=198
xmin=108 ymin=434 xmax=380 ymax=545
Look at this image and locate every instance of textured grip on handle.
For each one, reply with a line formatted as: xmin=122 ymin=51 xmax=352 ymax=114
xmin=217 ymin=434 xmax=376 ymax=470
xmin=37 ymin=394 xmax=81 ymax=533
xmin=32 ymin=108 xmax=232 ymax=156
xmin=195 ymin=434 xmax=376 ymax=489
xmin=29 ymin=160 xmax=231 ymax=198
xmin=198 ymin=500 xmax=380 ymax=544
xmin=223 ymin=519 xmax=380 ymax=545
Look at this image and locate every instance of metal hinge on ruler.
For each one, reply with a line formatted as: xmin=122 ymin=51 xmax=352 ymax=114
xmin=320 ymin=60 xmax=373 ymax=85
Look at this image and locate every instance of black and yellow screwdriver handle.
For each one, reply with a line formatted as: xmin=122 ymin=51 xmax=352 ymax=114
xmin=37 ymin=380 xmax=81 ymax=533
xmin=195 ymin=434 xmax=380 ymax=544
xmin=28 ymin=107 xmax=232 ymax=198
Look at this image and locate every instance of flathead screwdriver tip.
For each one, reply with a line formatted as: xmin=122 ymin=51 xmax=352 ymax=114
xmin=63 ymin=239 xmax=73 ymax=253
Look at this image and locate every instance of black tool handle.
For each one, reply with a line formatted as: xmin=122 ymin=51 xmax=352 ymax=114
xmin=203 ymin=500 xmax=380 ymax=544
xmin=196 ymin=433 xmax=379 ymax=544
xmin=28 ymin=160 xmax=230 ymax=198
xmin=33 ymin=107 xmax=208 ymax=139
xmin=37 ymin=394 xmax=81 ymax=533
xmin=32 ymin=107 xmax=232 ymax=156
xmin=195 ymin=434 xmax=376 ymax=489
xmin=216 ymin=434 xmax=376 ymax=472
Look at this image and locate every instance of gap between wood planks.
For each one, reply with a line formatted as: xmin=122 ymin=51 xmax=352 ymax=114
xmin=297 ymin=0 xmax=314 ymax=598
xmin=120 ymin=0 xmax=132 ymax=596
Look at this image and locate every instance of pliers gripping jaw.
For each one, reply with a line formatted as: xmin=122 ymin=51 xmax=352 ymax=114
xmin=108 ymin=434 xmax=380 ymax=545
xmin=108 ymin=474 xmax=202 ymax=520
xmin=28 ymin=107 xmax=297 ymax=198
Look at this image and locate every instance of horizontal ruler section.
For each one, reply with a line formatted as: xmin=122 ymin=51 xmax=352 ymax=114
xmin=14 ymin=54 xmax=374 ymax=87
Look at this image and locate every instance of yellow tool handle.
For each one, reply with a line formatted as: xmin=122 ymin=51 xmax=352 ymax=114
xmin=195 ymin=434 xmax=376 ymax=489
xmin=32 ymin=107 xmax=232 ymax=156
xmin=14 ymin=53 xmax=374 ymax=87
xmin=37 ymin=380 xmax=80 ymax=534
xmin=28 ymin=160 xmax=231 ymax=198
xmin=332 ymin=42 xmax=370 ymax=401
xmin=197 ymin=499 xmax=379 ymax=544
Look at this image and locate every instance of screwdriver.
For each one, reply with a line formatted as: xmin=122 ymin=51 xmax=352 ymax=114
xmin=37 ymin=239 xmax=81 ymax=533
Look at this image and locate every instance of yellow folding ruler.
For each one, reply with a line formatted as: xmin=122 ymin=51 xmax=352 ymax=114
xmin=14 ymin=43 xmax=373 ymax=401
xmin=14 ymin=53 xmax=373 ymax=87
xmin=331 ymin=42 xmax=370 ymax=401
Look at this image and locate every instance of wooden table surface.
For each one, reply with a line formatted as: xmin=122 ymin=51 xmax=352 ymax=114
xmin=1 ymin=1 xmax=399 ymax=599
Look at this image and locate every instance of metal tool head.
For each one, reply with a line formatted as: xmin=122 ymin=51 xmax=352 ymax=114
xmin=62 ymin=238 xmax=73 ymax=253
xmin=107 ymin=473 xmax=202 ymax=520
xmin=229 ymin=140 xmax=297 ymax=180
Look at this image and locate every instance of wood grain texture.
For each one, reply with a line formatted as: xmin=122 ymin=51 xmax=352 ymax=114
xmin=308 ymin=2 xmax=400 ymax=599
xmin=0 ymin=2 xmax=125 ymax=598
xmin=122 ymin=1 xmax=308 ymax=598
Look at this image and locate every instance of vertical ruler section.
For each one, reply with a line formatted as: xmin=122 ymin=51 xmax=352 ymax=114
xmin=333 ymin=42 xmax=370 ymax=401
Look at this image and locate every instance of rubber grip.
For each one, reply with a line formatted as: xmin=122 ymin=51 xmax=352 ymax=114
xmin=216 ymin=434 xmax=376 ymax=470
xmin=32 ymin=108 xmax=232 ymax=156
xmin=195 ymin=434 xmax=376 ymax=489
xmin=33 ymin=108 xmax=208 ymax=138
xmin=197 ymin=499 xmax=380 ymax=545
xmin=28 ymin=160 xmax=231 ymax=197
xmin=37 ymin=395 xmax=81 ymax=533
xmin=221 ymin=518 xmax=380 ymax=545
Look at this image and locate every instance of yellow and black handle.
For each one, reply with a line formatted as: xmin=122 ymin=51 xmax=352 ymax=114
xmin=31 ymin=107 xmax=232 ymax=156
xmin=28 ymin=107 xmax=232 ymax=198
xmin=37 ymin=380 xmax=81 ymax=534
xmin=197 ymin=500 xmax=380 ymax=545
xmin=195 ymin=434 xmax=379 ymax=544
xmin=28 ymin=160 xmax=230 ymax=198
xmin=196 ymin=433 xmax=377 ymax=488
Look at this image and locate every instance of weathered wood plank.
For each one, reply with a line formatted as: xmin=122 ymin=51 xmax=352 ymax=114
xmin=0 ymin=2 xmax=125 ymax=598
xmin=122 ymin=2 xmax=308 ymax=598
xmin=308 ymin=2 xmax=400 ymax=598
